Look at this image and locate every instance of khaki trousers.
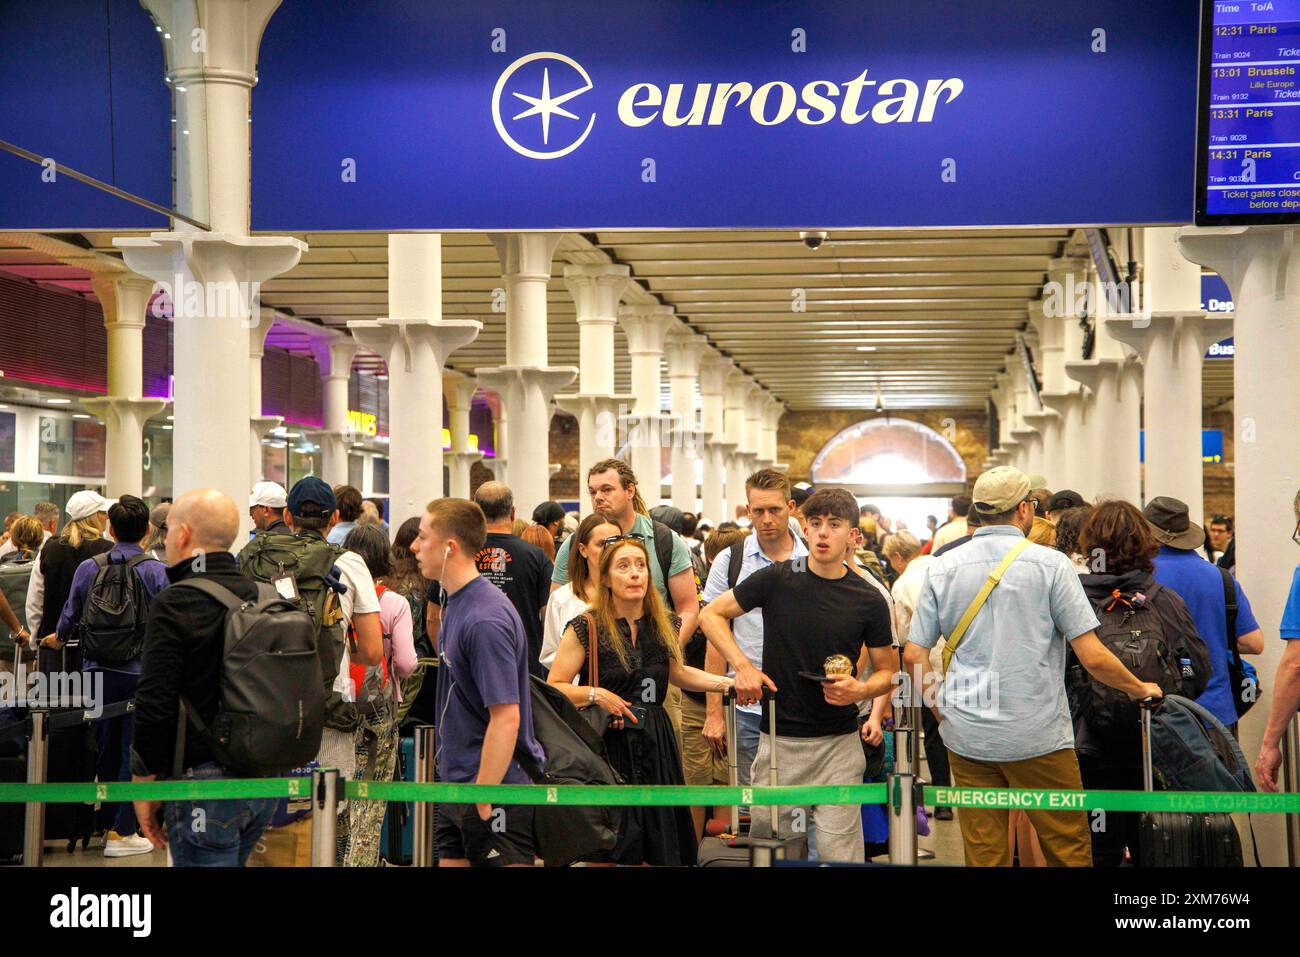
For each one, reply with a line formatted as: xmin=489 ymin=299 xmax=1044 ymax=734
xmin=947 ymin=747 xmax=1093 ymax=867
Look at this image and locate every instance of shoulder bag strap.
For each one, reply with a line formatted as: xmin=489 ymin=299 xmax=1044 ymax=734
xmin=942 ymin=537 xmax=1031 ymax=675
xmin=584 ymin=612 xmax=599 ymax=689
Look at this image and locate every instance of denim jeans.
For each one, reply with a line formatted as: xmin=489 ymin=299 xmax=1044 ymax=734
xmin=89 ymin=668 xmax=139 ymax=835
xmin=736 ymin=710 xmax=761 ymax=786
xmin=164 ymin=763 xmax=276 ymax=867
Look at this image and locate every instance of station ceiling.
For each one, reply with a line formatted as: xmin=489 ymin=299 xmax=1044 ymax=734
xmin=0 ymin=229 xmax=1235 ymax=415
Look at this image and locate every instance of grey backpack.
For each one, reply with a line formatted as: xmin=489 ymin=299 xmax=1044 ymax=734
xmin=172 ymin=579 xmax=326 ymax=777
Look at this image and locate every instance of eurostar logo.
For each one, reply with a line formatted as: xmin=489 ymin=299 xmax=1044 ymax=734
xmin=492 ymin=52 xmax=595 ymax=160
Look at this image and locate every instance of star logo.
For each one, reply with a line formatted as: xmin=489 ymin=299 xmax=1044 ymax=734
xmin=492 ymin=52 xmax=595 ymax=160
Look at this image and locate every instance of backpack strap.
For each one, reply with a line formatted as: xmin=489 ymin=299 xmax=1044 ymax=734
xmin=1220 ymin=566 xmax=1241 ymax=663
xmin=727 ymin=542 xmax=745 ymax=592
xmin=650 ymin=520 xmax=674 ymax=591
xmin=173 ymin=576 xmax=250 ymax=610
xmin=942 ymin=537 xmax=1031 ymax=675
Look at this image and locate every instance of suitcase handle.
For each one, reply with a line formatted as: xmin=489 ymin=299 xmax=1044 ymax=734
xmin=1139 ymin=697 xmax=1159 ymax=792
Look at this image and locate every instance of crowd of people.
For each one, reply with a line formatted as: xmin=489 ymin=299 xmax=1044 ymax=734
xmin=2 ymin=453 xmax=1297 ymax=869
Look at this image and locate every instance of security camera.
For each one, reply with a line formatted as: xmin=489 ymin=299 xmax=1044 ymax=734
xmin=799 ymin=230 xmax=828 ymax=250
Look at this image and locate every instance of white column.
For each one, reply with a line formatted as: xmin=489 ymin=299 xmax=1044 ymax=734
xmin=1178 ymin=225 xmax=1300 ymax=865
xmin=761 ymin=395 xmax=785 ymax=471
xmin=82 ymin=275 xmax=167 ymax=498
xmin=1065 ymin=269 xmax=1143 ymax=503
xmin=117 ymin=0 xmax=303 ymax=538
xmin=476 ymin=234 xmax=577 ymax=516
xmin=724 ymin=370 xmax=755 ymax=519
xmin=699 ymin=354 xmax=734 ymax=524
xmin=1033 ymin=258 xmax=1089 ymax=488
xmin=665 ymin=329 xmax=707 ymax=512
xmin=350 ymin=235 xmax=480 ymax=525
xmin=443 ymin=371 xmax=482 ymax=500
xmin=246 ymin=311 xmax=284 ymax=484
xmin=617 ymin=304 xmax=676 ymax=505
xmin=1108 ymin=228 xmax=1231 ymax=515
xmin=309 ymin=336 xmax=358 ymax=488
xmin=555 ymin=264 xmax=634 ymax=478
xmin=744 ymin=385 xmax=766 ymax=477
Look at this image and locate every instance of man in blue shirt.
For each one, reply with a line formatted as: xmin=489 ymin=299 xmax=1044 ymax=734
xmin=414 ymin=497 xmax=544 ymax=867
xmin=1144 ymin=497 xmax=1264 ymax=729
xmin=55 ymin=494 xmax=169 ymax=858
xmin=905 ymin=467 xmax=1161 ymax=867
xmin=1255 ymin=492 xmax=1300 ymax=790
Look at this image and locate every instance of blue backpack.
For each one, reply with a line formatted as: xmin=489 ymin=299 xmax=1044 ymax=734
xmin=1149 ymin=695 xmax=1254 ymax=793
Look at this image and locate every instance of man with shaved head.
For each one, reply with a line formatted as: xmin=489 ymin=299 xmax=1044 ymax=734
xmin=130 ymin=489 xmax=279 ymax=866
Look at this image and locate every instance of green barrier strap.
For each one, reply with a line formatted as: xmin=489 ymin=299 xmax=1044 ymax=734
xmin=923 ymin=786 xmax=1300 ymax=814
xmin=0 ymin=778 xmax=310 ymax=803
xmin=346 ymin=782 xmax=889 ymax=806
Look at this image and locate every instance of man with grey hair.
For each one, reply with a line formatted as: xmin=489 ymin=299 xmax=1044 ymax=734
xmin=444 ymin=481 xmax=553 ymax=678
xmin=130 ymin=489 xmax=280 ymax=865
xmin=904 ymin=466 xmax=1162 ymax=867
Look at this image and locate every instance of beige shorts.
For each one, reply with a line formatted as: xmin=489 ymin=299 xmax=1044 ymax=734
xmin=679 ymin=694 xmax=728 ymax=787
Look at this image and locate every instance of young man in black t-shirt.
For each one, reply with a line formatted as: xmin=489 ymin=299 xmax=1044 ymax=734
xmin=699 ymin=489 xmax=895 ymax=863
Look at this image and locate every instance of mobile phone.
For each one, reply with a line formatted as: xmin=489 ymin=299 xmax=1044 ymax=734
xmin=798 ymin=671 xmax=837 ymax=684
xmin=623 ymin=704 xmax=648 ymax=729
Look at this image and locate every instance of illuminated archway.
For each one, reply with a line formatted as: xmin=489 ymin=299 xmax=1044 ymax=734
xmin=811 ymin=417 xmax=965 ymax=497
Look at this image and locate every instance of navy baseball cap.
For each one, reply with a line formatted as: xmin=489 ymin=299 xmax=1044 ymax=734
xmin=287 ymin=476 xmax=336 ymax=518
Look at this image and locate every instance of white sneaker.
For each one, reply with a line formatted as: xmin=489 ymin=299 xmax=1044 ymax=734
xmin=103 ymin=831 xmax=156 ymax=858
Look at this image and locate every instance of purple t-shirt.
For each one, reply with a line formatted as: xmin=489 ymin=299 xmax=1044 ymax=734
xmin=434 ymin=575 xmax=544 ymax=784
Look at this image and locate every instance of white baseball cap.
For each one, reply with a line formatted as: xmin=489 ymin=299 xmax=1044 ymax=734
xmin=66 ymin=490 xmax=116 ymax=522
xmin=249 ymin=481 xmax=288 ymax=509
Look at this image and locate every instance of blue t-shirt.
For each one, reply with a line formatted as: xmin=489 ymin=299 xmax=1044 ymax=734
xmin=1152 ymin=546 xmax=1260 ymax=726
xmin=434 ymin=575 xmax=545 ymax=784
xmin=1281 ymin=567 xmax=1300 ymax=640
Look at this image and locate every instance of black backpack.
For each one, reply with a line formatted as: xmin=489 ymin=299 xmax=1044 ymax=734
xmin=512 ymin=676 xmax=626 ymax=867
xmin=172 ymin=579 xmax=326 ymax=777
xmin=1068 ymin=582 xmax=1211 ymax=737
xmin=78 ymin=552 xmax=156 ymax=665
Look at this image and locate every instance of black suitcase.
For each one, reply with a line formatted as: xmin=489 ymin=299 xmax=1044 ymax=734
xmin=697 ymin=691 xmax=807 ymax=866
xmin=1137 ymin=702 xmax=1243 ymax=867
xmin=0 ymin=657 xmax=25 ymax=864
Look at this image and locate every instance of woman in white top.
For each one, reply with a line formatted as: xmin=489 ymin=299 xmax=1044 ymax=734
xmin=541 ymin=511 xmax=621 ymax=675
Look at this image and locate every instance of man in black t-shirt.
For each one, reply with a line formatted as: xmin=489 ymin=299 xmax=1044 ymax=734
xmin=459 ymin=482 xmax=554 ymax=679
xmin=699 ymin=489 xmax=895 ymax=863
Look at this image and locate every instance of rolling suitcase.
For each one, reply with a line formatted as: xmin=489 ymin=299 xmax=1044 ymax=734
xmin=697 ymin=691 xmax=806 ymax=866
xmin=1137 ymin=701 xmax=1243 ymax=867
xmin=0 ymin=655 xmax=26 ymax=864
xmin=380 ymin=734 xmax=417 ymax=865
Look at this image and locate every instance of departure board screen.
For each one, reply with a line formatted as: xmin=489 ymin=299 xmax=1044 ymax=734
xmin=1198 ymin=0 xmax=1300 ymax=223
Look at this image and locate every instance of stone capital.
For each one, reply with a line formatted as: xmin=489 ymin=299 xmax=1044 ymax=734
xmin=310 ymin=336 xmax=360 ymax=379
xmin=564 ymin=264 xmax=631 ymax=322
xmin=698 ymin=354 xmax=734 ymax=395
xmin=618 ymin=304 xmax=677 ymax=356
xmin=490 ymin=233 xmax=563 ymax=280
xmin=664 ymin=330 xmax=709 ymax=378
xmin=443 ymin=370 xmax=479 ymax=411
xmin=349 ymin=318 xmax=482 ymax=372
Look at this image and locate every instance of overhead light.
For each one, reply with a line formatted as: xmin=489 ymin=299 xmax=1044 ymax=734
xmin=856 ymin=346 xmax=877 ymax=352
xmin=161 ymin=425 xmax=173 ymax=431
xmin=46 ymin=398 xmax=71 ymax=405
xmin=72 ymin=414 xmax=91 ymax=420
xmin=166 ymin=415 xmax=174 ymax=421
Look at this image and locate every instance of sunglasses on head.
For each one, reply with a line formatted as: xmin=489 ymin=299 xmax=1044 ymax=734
xmin=600 ymin=532 xmax=646 ymax=547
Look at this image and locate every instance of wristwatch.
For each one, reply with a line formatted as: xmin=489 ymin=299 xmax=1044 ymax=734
xmin=587 ymin=687 xmax=597 ymax=706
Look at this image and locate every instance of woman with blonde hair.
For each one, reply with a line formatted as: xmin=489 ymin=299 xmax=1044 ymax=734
xmin=540 ymin=511 xmax=621 ymax=672
xmin=548 ymin=536 xmax=733 ymax=865
xmin=27 ymin=494 xmax=113 ymax=672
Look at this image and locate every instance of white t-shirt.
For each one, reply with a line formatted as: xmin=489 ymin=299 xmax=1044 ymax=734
xmin=540 ymin=581 xmax=590 ymax=677
xmin=333 ymin=550 xmax=380 ymax=623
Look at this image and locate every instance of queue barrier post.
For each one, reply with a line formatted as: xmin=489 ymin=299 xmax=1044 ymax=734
xmin=22 ymin=710 xmax=47 ymax=868
xmin=413 ymin=724 xmax=436 ymax=867
xmin=888 ymin=660 xmax=918 ymax=866
xmin=310 ymin=767 xmax=340 ymax=867
xmin=1285 ymin=714 xmax=1300 ymax=867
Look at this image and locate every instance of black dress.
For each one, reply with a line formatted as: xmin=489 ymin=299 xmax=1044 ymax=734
xmin=570 ymin=613 xmax=697 ymax=866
